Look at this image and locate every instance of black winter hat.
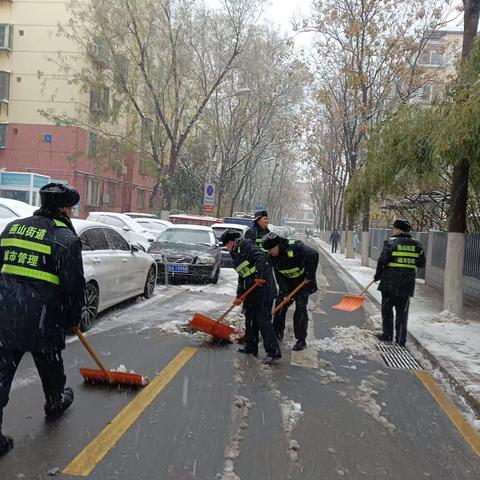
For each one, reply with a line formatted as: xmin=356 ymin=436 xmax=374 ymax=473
xmin=254 ymin=210 xmax=268 ymax=221
xmin=40 ymin=183 xmax=80 ymax=209
xmin=220 ymin=229 xmax=241 ymax=245
xmin=261 ymin=232 xmax=281 ymax=250
xmin=393 ymin=219 xmax=412 ymax=232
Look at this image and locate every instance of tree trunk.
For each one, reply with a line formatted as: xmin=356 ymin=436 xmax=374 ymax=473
xmin=443 ymin=0 xmax=480 ymax=316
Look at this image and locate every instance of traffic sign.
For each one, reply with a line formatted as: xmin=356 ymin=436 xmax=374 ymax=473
xmin=204 ymin=182 xmax=215 ymax=210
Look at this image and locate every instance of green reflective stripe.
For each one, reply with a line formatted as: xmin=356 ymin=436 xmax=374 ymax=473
xmin=387 ymin=263 xmax=416 ymax=269
xmin=1 ymin=264 xmax=60 ymax=285
xmin=392 ymin=251 xmax=419 ymax=258
xmin=256 ymin=238 xmax=262 ymax=243
xmin=279 ymin=267 xmax=305 ymax=278
xmin=1 ymin=238 xmax=51 ymax=254
xmin=54 ymin=220 xmax=67 ymax=228
xmin=287 ymin=250 xmax=294 ymax=258
xmin=288 ymin=240 xmax=295 ymax=245
xmin=235 ymin=260 xmax=250 ymax=272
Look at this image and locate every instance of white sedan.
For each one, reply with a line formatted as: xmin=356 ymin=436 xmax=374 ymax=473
xmin=0 ymin=217 xmax=157 ymax=331
xmin=0 ymin=198 xmax=37 ymax=219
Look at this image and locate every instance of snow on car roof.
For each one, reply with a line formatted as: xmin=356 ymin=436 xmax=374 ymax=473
xmin=164 ymin=224 xmax=214 ymax=232
xmin=211 ymin=223 xmax=248 ymax=230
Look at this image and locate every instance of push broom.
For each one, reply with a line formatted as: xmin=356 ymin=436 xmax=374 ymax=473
xmin=75 ymin=327 xmax=148 ymax=387
xmin=188 ymin=282 xmax=260 ymax=340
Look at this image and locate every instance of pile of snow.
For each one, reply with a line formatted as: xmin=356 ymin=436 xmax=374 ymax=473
xmin=280 ymin=399 xmax=304 ymax=433
xmin=417 ymin=309 xmax=470 ymax=325
xmin=311 ymin=326 xmax=379 ymax=360
xmin=355 ymin=379 xmax=395 ymax=432
xmin=173 ymin=299 xmax=222 ymax=313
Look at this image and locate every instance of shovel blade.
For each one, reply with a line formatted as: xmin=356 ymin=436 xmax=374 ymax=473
xmin=189 ymin=313 xmax=235 ymax=339
xmin=332 ymin=294 xmax=365 ymax=312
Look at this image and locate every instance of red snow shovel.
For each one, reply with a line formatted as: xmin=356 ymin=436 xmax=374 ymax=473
xmin=189 ymin=282 xmax=260 ymax=340
xmin=76 ymin=327 xmax=147 ymax=387
xmin=235 ymin=279 xmax=309 ymax=344
xmin=332 ymin=279 xmax=375 ymax=312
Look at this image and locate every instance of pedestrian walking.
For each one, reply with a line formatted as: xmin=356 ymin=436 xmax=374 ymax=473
xmin=330 ymin=229 xmax=340 ymax=253
xmin=220 ymin=230 xmax=281 ymax=364
xmin=245 ymin=210 xmax=270 ymax=249
xmin=262 ymin=233 xmax=319 ymax=351
xmin=0 ymin=183 xmax=86 ymax=455
xmin=353 ymin=231 xmax=360 ymax=253
xmin=374 ymin=219 xmax=426 ymax=347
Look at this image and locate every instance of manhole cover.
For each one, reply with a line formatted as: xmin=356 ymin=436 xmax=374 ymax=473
xmin=376 ymin=343 xmax=422 ymax=370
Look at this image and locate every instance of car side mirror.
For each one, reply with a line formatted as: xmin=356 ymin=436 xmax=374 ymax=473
xmin=131 ymin=244 xmax=139 ymax=252
xmin=123 ymin=226 xmax=131 ymax=232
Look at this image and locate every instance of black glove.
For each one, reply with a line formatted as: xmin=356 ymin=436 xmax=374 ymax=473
xmin=374 ymin=273 xmax=381 ymax=282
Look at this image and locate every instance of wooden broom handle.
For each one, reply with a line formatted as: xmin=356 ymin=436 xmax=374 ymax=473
xmin=359 ymin=279 xmax=376 ymax=296
xmin=75 ymin=326 xmax=112 ymax=381
xmin=216 ymin=282 xmax=260 ymax=324
xmin=272 ymin=279 xmax=309 ymax=315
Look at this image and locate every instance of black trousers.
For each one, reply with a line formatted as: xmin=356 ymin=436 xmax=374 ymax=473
xmin=273 ymin=289 xmax=310 ymax=342
xmin=331 ymin=241 xmax=338 ymax=253
xmin=244 ymin=299 xmax=281 ymax=357
xmin=0 ymin=348 xmax=66 ymax=429
xmin=381 ymin=294 xmax=411 ymax=346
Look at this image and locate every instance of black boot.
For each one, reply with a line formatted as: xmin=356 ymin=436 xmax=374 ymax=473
xmin=376 ymin=333 xmax=393 ymax=343
xmin=0 ymin=433 xmax=14 ymax=455
xmin=292 ymin=340 xmax=306 ymax=351
xmin=237 ymin=347 xmax=258 ymax=357
xmin=44 ymin=387 xmax=74 ymax=420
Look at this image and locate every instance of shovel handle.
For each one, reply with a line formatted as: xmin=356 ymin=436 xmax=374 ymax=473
xmin=75 ymin=326 xmax=112 ymax=382
xmin=359 ymin=279 xmax=376 ymax=296
xmin=272 ymin=279 xmax=309 ymax=315
xmin=216 ymin=282 xmax=260 ymax=325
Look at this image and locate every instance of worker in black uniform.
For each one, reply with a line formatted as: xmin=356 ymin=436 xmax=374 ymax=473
xmin=374 ymin=219 xmax=426 ymax=347
xmin=221 ymin=230 xmax=281 ymax=364
xmin=245 ymin=210 xmax=270 ymax=249
xmin=262 ymin=233 xmax=319 ymax=351
xmin=0 ymin=183 xmax=86 ymax=455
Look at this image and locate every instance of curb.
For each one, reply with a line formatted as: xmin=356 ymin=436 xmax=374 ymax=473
xmin=315 ymin=239 xmax=480 ymax=417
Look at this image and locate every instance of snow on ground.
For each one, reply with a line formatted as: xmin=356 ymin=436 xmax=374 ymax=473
xmin=314 ymin=238 xmax=480 ymax=406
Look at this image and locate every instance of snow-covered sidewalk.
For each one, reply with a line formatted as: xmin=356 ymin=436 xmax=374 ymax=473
xmin=314 ymin=238 xmax=480 ymax=416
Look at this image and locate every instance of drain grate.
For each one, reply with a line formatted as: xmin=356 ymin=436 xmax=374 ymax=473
xmin=376 ymin=343 xmax=422 ymax=370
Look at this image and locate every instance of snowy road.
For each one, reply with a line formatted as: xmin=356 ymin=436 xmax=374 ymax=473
xmin=1 ymin=239 xmax=479 ymax=479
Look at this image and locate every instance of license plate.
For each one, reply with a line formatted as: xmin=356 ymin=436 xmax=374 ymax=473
xmin=168 ymin=264 xmax=189 ymax=273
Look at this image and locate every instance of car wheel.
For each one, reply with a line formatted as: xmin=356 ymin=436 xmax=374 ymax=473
xmin=81 ymin=282 xmax=99 ymax=332
xmin=209 ymin=265 xmax=220 ymax=284
xmin=144 ymin=265 xmax=157 ymax=298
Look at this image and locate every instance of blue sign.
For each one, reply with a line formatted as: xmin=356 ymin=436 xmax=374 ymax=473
xmin=206 ymin=185 xmax=214 ymax=196
xmin=44 ymin=134 xmax=52 ymax=143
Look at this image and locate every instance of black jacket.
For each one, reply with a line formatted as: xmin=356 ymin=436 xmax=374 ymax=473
xmin=231 ymin=237 xmax=276 ymax=304
xmin=269 ymin=238 xmax=319 ymax=295
xmin=245 ymin=222 xmax=270 ymax=248
xmin=0 ymin=211 xmax=86 ymax=351
xmin=375 ymin=233 xmax=426 ymax=297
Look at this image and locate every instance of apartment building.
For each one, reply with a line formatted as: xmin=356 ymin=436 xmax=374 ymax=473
xmin=0 ymin=0 xmax=154 ymax=217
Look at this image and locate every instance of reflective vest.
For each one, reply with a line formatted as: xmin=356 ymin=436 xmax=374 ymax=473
xmin=387 ymin=237 xmax=421 ymax=269
xmin=0 ymin=219 xmax=68 ymax=286
xmin=235 ymin=259 xmax=256 ymax=278
xmin=278 ymin=240 xmax=305 ymax=279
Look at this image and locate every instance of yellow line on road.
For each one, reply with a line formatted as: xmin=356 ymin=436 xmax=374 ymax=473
xmin=63 ymin=347 xmax=197 ymax=477
xmin=416 ymin=371 xmax=480 ymax=457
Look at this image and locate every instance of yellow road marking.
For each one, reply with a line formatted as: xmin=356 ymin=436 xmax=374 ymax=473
xmin=416 ymin=371 xmax=480 ymax=457
xmin=63 ymin=347 xmax=197 ymax=477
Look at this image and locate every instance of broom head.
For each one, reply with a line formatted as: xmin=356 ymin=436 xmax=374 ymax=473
xmin=80 ymin=368 xmax=148 ymax=387
xmin=189 ymin=313 xmax=235 ymax=340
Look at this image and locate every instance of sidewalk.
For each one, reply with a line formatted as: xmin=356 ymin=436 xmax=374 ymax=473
xmin=314 ymin=238 xmax=480 ymax=418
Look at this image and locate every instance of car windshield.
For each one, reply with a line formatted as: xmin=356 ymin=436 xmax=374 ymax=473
xmin=157 ymin=228 xmax=212 ymax=245
xmin=139 ymin=221 xmax=167 ymax=231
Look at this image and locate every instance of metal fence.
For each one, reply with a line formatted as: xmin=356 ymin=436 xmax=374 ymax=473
xmin=465 ymin=233 xmax=480 ymax=280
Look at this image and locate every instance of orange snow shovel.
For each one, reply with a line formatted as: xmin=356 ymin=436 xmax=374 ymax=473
xmin=332 ymin=279 xmax=376 ymax=312
xmin=189 ymin=282 xmax=260 ymax=340
xmin=75 ymin=327 xmax=147 ymax=387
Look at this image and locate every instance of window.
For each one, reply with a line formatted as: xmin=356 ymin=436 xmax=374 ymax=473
xmin=104 ymin=229 xmax=130 ymax=251
xmin=0 ymin=123 xmax=6 ymax=149
xmin=103 ymin=182 xmax=115 ymax=207
xmin=102 ymin=215 xmax=127 ymax=229
xmin=0 ymin=71 xmax=10 ymax=103
xmin=85 ymin=178 xmax=101 ymax=207
xmin=0 ymin=24 xmax=13 ymax=50
xmin=419 ymin=43 xmax=444 ymax=66
xmin=80 ymin=228 xmax=109 ymax=250
xmin=137 ymin=189 xmax=145 ymax=209
xmin=90 ymin=87 xmax=109 ymax=113
xmin=88 ymin=132 xmax=97 ymax=159
xmin=0 ymin=204 xmax=15 ymax=218
xmin=154 ymin=228 xmax=212 ymax=247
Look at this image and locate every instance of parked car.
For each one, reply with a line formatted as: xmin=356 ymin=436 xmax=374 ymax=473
xmin=222 ymin=216 xmax=253 ymax=227
xmin=75 ymin=220 xmax=157 ymax=331
xmin=0 ymin=198 xmax=37 ymax=219
xmin=211 ymin=223 xmax=248 ymax=268
xmin=168 ymin=214 xmax=220 ymax=226
xmin=124 ymin=212 xmax=159 ymax=219
xmin=0 ymin=218 xmax=157 ymax=332
xmin=86 ymin=212 xmax=155 ymax=251
xmin=136 ymin=218 xmax=173 ymax=238
xmin=148 ymin=225 xmax=221 ymax=284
